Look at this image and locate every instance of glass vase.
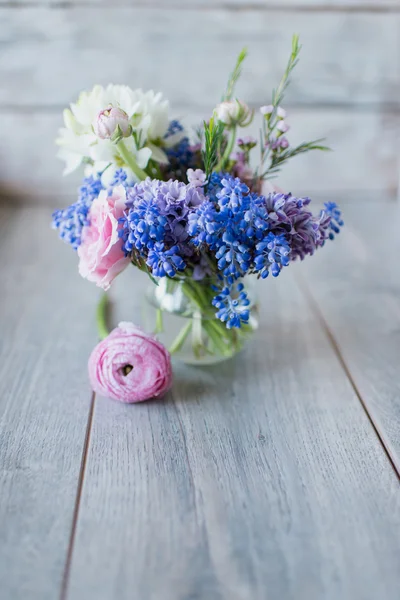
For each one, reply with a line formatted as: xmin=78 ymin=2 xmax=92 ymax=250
xmin=143 ymin=277 xmax=258 ymax=366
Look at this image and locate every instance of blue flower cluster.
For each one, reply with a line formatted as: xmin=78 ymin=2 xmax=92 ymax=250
xmin=189 ymin=176 xmax=272 ymax=282
xmin=107 ymin=168 xmax=131 ymax=190
xmin=254 ymin=233 xmax=290 ymax=278
xmin=51 ymin=175 xmax=104 ymax=250
xmin=324 ymin=201 xmax=344 ymax=239
xmin=120 ymin=178 xmax=205 ymax=278
xmin=188 ymin=175 xmax=343 ymax=326
xmin=163 ymin=120 xmax=201 ymax=182
xmin=212 ymin=282 xmax=251 ymax=329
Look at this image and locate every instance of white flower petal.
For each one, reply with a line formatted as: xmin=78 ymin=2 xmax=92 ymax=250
xmin=136 ymin=147 xmax=152 ymax=169
xmin=147 ymin=143 xmax=168 ymax=164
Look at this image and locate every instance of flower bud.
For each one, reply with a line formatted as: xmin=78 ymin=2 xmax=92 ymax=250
xmin=237 ymin=136 xmax=257 ymax=149
xmin=93 ymin=106 xmax=131 ymax=140
xmin=260 ymin=105 xmax=273 ymax=116
xmin=279 ymin=137 xmax=289 ymax=149
xmin=276 ymin=107 xmax=287 ymax=119
xmin=215 ymin=100 xmax=253 ymax=128
xmin=276 ymin=120 xmax=290 ymax=134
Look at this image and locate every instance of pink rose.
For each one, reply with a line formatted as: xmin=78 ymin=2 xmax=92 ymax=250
xmin=88 ymin=322 xmax=173 ymax=403
xmin=78 ymin=185 xmax=130 ymax=290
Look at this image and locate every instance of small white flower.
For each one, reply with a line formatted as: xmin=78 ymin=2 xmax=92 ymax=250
xmin=93 ymin=106 xmax=131 ymax=140
xmin=215 ymin=100 xmax=253 ymax=127
xmin=260 ymin=105 xmax=286 ymax=119
xmin=276 ymin=106 xmax=287 ymax=119
xmin=276 ymin=120 xmax=290 ymax=133
xmin=187 ymin=168 xmax=206 ymax=187
xmin=260 ymin=104 xmax=273 ymax=116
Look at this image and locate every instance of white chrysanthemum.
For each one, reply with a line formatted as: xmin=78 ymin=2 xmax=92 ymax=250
xmin=56 ymin=84 xmax=181 ymax=178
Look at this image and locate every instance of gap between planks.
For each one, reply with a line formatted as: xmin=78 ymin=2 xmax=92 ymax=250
xmin=1 ymin=2 xmax=400 ymax=13
xmin=60 ymin=391 xmax=97 ymax=600
xmin=295 ymin=271 xmax=400 ymax=482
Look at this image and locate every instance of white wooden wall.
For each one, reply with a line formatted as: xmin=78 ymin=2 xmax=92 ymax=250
xmin=0 ymin=1 xmax=399 ymax=203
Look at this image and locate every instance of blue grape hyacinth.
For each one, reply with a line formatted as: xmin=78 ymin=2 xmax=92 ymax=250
xmin=212 ymin=282 xmax=251 ymax=329
xmin=51 ymin=175 xmax=104 ymax=250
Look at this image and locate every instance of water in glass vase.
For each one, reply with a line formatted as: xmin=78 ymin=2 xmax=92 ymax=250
xmin=144 ymin=277 xmax=258 ymax=366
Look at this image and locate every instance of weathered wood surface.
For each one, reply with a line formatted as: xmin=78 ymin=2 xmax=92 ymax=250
xmin=301 ymin=200 xmax=400 ymax=472
xmin=2 ymin=1 xmax=400 ymax=10
xmin=1 ymin=8 xmax=398 ymax=109
xmin=1 ymin=202 xmax=400 ymax=599
xmin=1 ymin=107 xmax=398 ymax=203
xmin=63 ymin=253 xmax=400 ymax=600
xmin=0 ymin=206 xmax=97 ymax=600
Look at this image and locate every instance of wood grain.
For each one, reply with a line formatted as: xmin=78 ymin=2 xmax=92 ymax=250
xmin=64 ymin=268 xmax=400 ymax=600
xmin=2 ymin=1 xmax=399 ymax=9
xmin=0 ymin=206 xmax=97 ymax=600
xmin=301 ymin=200 xmax=400 ymax=472
xmin=1 ymin=8 xmax=398 ymax=109
xmin=1 ymin=107 xmax=398 ymax=203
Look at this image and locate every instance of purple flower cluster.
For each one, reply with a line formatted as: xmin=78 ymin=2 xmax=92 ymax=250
xmin=120 ymin=178 xmax=205 ymax=278
xmin=263 ymin=193 xmax=338 ymax=260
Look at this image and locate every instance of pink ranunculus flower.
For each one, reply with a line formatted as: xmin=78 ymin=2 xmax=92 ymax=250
xmin=78 ymin=185 xmax=130 ymax=290
xmin=93 ymin=105 xmax=131 ymax=140
xmin=88 ymin=322 xmax=173 ymax=403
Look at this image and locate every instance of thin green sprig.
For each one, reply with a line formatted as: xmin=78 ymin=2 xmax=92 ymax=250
xmin=222 ymin=47 xmax=248 ymax=102
xmin=258 ymin=34 xmax=330 ymax=181
xmin=263 ymin=139 xmax=331 ymax=179
xmin=270 ymin=34 xmax=301 ymax=122
xmin=202 ymin=117 xmax=225 ymax=180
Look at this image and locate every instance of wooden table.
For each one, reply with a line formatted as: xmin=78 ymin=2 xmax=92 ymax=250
xmin=1 ymin=199 xmax=399 ymax=600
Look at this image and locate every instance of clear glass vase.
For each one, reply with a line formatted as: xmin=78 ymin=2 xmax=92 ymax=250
xmin=143 ymin=277 xmax=259 ymax=366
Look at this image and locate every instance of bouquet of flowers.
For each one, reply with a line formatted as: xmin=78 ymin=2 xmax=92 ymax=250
xmin=53 ymin=35 xmax=343 ymax=366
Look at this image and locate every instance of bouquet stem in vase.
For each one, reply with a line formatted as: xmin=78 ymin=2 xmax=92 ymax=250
xmin=144 ymin=277 xmax=259 ymax=365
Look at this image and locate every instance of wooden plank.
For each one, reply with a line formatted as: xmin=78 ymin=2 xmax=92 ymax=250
xmin=0 ymin=8 xmax=399 ymax=109
xmin=300 ymin=200 xmax=400 ymax=472
xmin=1 ymin=108 xmax=398 ymax=203
xmin=0 ymin=206 xmax=98 ymax=599
xmin=65 ymin=267 xmax=400 ymax=600
xmin=2 ymin=1 xmax=399 ymax=9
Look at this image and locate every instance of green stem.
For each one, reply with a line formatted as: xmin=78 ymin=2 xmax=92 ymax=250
xmin=202 ymin=321 xmax=232 ymax=356
xmin=97 ymin=293 xmax=110 ymax=340
xmin=117 ymin=140 xmax=148 ymax=181
xmin=154 ymin=308 xmax=164 ymax=334
xmin=191 ymin=311 xmax=204 ymax=358
xmin=180 ymin=281 xmax=204 ymax=312
xmin=215 ymin=125 xmax=236 ymax=171
xmin=169 ymin=321 xmax=193 ymax=354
